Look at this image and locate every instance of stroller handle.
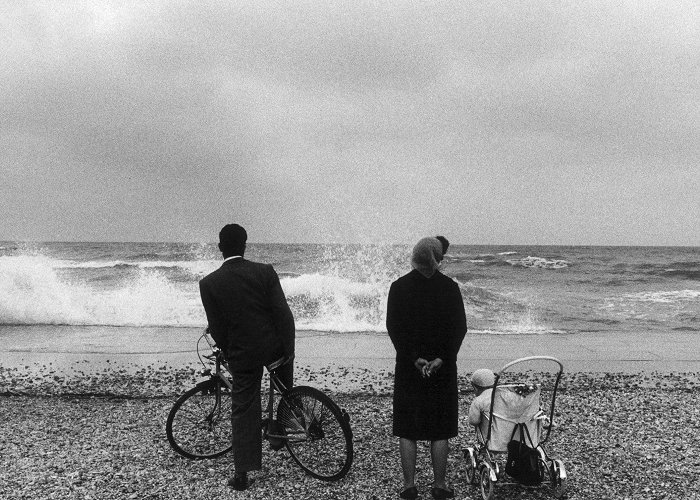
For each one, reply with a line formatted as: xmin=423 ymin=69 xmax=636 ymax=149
xmin=496 ymin=356 xmax=564 ymax=377
xmin=487 ymin=356 xmax=564 ymax=446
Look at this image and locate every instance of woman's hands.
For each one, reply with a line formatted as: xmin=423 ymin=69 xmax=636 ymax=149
xmin=424 ymin=358 xmax=443 ymax=377
xmin=414 ymin=358 xmax=428 ymax=373
xmin=414 ymin=357 xmax=443 ymax=378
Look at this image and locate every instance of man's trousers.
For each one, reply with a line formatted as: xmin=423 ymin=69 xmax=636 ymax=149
xmin=230 ymin=362 xmax=293 ymax=473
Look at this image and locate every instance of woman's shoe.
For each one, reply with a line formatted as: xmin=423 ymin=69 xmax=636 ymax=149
xmin=228 ymin=473 xmax=254 ymax=491
xmin=430 ymin=486 xmax=454 ymax=499
xmin=399 ymin=486 xmax=418 ymax=499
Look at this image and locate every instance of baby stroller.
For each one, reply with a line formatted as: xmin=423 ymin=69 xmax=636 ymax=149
xmin=463 ymin=356 xmax=567 ymax=500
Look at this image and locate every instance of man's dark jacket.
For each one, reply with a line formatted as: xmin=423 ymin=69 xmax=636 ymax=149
xmin=199 ymin=258 xmax=295 ymax=370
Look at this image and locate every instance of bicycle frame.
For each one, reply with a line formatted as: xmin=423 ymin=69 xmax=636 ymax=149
xmin=197 ymin=332 xmax=296 ymax=443
xmin=168 ymin=329 xmax=353 ymax=480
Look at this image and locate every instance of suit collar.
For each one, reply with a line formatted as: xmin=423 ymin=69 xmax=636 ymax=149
xmin=222 ymin=256 xmax=245 ymax=267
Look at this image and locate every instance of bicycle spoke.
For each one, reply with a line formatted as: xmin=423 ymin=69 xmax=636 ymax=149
xmin=277 ymin=386 xmax=353 ymax=481
xmin=166 ymin=379 xmax=233 ymax=459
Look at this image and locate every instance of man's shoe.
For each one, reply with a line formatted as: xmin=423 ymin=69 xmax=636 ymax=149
xmin=430 ymin=486 xmax=454 ymax=499
xmin=228 ymin=473 xmax=254 ymax=491
xmin=268 ymin=437 xmax=285 ymax=451
xmin=399 ymin=486 xmax=418 ymax=499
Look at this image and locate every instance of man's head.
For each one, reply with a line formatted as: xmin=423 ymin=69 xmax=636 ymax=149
xmin=471 ymin=368 xmax=495 ymax=395
xmin=218 ymin=224 xmax=247 ymax=257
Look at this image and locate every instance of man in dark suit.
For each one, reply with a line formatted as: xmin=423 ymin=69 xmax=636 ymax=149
xmin=199 ymin=224 xmax=295 ymax=491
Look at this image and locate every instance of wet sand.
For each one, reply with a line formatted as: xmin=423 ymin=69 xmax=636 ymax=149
xmin=2 ymin=324 xmax=698 ymax=372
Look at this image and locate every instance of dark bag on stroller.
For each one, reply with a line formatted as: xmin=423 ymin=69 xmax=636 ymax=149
xmin=505 ymin=424 xmax=543 ymax=485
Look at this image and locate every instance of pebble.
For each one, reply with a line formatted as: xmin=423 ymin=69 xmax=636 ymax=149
xmin=0 ymin=368 xmax=698 ymax=499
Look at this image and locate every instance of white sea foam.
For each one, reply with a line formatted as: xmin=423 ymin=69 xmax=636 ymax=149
xmin=58 ymin=260 xmax=127 ymax=269
xmin=58 ymin=259 xmax=220 ymax=276
xmin=0 ymin=254 xmax=388 ymax=330
xmin=281 ymin=273 xmax=388 ymax=332
xmin=622 ymin=290 xmax=700 ymax=303
xmin=0 ymin=255 xmax=88 ymax=325
xmin=507 ymin=256 xmax=570 ymax=269
xmin=443 ymin=252 xmax=478 ymax=261
xmin=488 ymin=309 xmax=564 ymax=335
xmin=1 ymin=251 xmax=559 ymax=333
xmin=473 ymin=328 xmax=567 ymax=335
xmin=8 ymin=243 xmax=692 ymax=336
xmin=0 ymin=255 xmax=205 ymax=327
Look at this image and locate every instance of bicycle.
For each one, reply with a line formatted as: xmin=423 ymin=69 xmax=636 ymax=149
xmin=165 ymin=330 xmax=354 ymax=481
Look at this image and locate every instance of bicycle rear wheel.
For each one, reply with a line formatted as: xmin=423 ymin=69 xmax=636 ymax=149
xmin=276 ymin=386 xmax=353 ymax=481
xmin=166 ymin=378 xmax=233 ymax=459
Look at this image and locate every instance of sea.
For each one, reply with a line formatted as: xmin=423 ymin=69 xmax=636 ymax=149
xmin=0 ymin=242 xmax=698 ymax=337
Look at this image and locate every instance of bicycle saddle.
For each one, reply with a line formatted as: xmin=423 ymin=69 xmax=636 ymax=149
xmin=266 ymin=354 xmax=295 ymax=371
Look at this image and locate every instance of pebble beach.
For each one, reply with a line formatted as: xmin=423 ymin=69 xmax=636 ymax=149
xmin=1 ymin=359 xmax=699 ymax=500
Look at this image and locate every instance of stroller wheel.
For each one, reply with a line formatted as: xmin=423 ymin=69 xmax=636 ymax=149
xmin=480 ymin=464 xmax=496 ymax=500
xmin=464 ymin=447 xmax=478 ymax=485
xmin=550 ymin=460 xmax=567 ymax=499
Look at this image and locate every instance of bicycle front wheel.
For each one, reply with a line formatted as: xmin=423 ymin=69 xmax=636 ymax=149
xmin=166 ymin=378 xmax=233 ymax=459
xmin=276 ymin=386 xmax=353 ymax=481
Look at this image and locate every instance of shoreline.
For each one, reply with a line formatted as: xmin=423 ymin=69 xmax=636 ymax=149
xmin=1 ymin=324 xmax=698 ymax=372
xmin=1 ymin=325 xmax=698 ymax=396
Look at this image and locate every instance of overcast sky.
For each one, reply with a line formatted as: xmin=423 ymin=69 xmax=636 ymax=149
xmin=1 ymin=1 xmax=698 ymax=245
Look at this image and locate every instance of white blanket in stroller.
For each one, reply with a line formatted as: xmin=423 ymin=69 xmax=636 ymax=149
xmin=477 ymin=385 xmax=546 ymax=453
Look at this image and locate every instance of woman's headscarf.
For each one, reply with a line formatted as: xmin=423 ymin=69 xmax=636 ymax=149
xmin=410 ymin=237 xmax=444 ymax=278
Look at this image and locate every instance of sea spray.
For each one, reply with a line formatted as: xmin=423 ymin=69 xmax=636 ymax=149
xmin=0 ymin=255 xmax=205 ymax=327
xmin=281 ymin=244 xmax=406 ymax=332
xmin=1 ymin=242 xmax=698 ymax=334
xmin=0 ymin=255 xmax=90 ymax=325
xmin=490 ymin=309 xmax=565 ymax=335
xmin=283 ymin=274 xmax=386 ymax=332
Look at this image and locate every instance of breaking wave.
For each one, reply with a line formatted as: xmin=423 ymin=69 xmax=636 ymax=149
xmin=2 ymin=243 xmax=697 ymax=335
xmin=506 ymin=256 xmax=570 ymax=269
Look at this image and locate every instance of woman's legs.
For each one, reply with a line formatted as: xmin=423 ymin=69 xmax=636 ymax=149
xmin=399 ymin=438 xmax=418 ymax=488
xmin=430 ymin=439 xmax=449 ymax=489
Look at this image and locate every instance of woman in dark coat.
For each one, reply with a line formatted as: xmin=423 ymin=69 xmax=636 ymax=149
xmin=387 ymin=236 xmax=467 ymax=500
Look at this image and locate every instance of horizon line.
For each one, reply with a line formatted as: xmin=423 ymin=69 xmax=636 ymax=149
xmin=1 ymin=239 xmax=699 ymax=249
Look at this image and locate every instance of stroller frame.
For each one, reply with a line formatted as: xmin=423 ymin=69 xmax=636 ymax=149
xmin=463 ymin=356 xmax=567 ymax=500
